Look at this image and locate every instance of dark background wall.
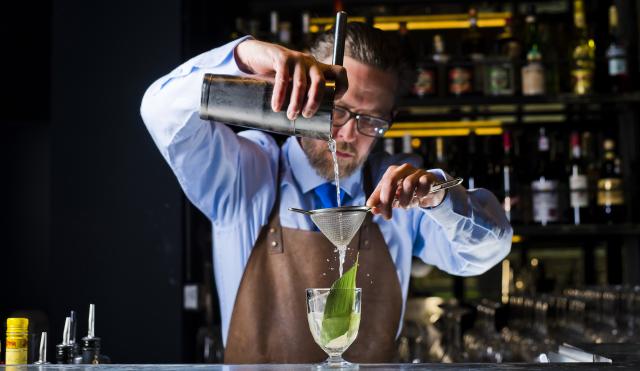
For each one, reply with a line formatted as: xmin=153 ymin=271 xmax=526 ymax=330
xmin=2 ymin=0 xmax=189 ymax=363
xmin=48 ymin=0 xmax=185 ymax=363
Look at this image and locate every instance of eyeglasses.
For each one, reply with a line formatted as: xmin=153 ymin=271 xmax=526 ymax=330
xmin=332 ymin=105 xmax=391 ymax=138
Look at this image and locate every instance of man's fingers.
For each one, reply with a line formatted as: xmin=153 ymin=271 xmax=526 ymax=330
xmin=379 ymin=173 xmax=405 ymax=219
xmin=326 ymin=65 xmax=348 ymax=100
xmin=302 ymin=65 xmax=325 ymax=118
xmin=271 ymin=57 xmax=290 ymax=112
xmin=287 ymin=61 xmax=308 ymax=120
xmin=398 ymin=172 xmax=422 ymax=207
xmin=415 ymin=174 xmax=434 ymax=198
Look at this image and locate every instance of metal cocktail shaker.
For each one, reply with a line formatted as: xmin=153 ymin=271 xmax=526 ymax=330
xmin=199 ymin=74 xmax=335 ymax=140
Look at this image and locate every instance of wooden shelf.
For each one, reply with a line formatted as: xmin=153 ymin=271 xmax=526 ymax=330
xmin=397 ymin=92 xmax=640 ymax=108
xmin=389 ymin=93 xmax=640 ymax=131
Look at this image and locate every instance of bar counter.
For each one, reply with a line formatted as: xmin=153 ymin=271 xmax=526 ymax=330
xmin=7 ymin=363 xmax=640 ymax=370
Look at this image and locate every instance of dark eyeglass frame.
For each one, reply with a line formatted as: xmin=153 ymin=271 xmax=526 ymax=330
xmin=331 ymin=105 xmax=392 ymax=138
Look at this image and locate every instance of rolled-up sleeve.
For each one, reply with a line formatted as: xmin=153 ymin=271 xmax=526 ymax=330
xmin=140 ymin=36 xmax=279 ymax=225
xmin=412 ymin=170 xmax=513 ymax=276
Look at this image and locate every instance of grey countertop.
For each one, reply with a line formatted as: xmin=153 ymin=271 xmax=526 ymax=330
xmin=3 ymin=363 xmax=639 ymax=370
xmin=5 ymin=344 xmax=639 ymax=370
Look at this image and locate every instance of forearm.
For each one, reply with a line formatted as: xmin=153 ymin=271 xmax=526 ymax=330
xmin=140 ymin=36 xmax=252 ymax=160
xmin=139 ymin=37 xmax=282 ymax=222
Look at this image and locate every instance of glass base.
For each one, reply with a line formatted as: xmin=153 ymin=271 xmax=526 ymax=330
xmin=315 ymin=355 xmax=359 ymax=369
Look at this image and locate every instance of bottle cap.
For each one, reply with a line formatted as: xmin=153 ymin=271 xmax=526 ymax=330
xmin=7 ymin=318 xmax=29 ymax=330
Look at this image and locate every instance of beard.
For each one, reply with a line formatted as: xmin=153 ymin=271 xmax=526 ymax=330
xmin=300 ymin=138 xmax=370 ymax=180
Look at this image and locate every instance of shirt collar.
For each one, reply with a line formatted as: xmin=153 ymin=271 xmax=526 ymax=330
xmin=285 ymin=137 xmax=363 ymax=198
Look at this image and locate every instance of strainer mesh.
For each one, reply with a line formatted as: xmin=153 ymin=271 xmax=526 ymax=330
xmin=310 ymin=210 xmax=367 ymax=247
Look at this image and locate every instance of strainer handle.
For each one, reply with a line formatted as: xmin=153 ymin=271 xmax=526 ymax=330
xmin=430 ymin=177 xmax=464 ymax=193
xmin=288 ymin=207 xmax=313 ymax=215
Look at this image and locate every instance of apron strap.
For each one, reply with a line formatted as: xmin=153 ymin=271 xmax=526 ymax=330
xmin=267 ymin=150 xmax=284 ymax=254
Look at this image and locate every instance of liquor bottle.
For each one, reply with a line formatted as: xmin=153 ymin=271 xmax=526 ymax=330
xmin=570 ymin=0 xmax=595 ymax=95
xmin=413 ymin=38 xmax=436 ymax=98
xmin=502 ymin=130 xmax=516 ymax=222
xmin=485 ymin=17 xmax=518 ymax=96
xmin=279 ymin=21 xmax=292 ymax=47
xmin=434 ymin=137 xmax=447 ymax=169
xmin=466 ymin=131 xmax=480 ymax=189
xmin=531 ymin=128 xmax=560 ymax=225
xmin=56 ymin=317 xmax=76 ymax=364
xmin=521 ymin=6 xmax=545 ymax=96
xmin=230 ymin=17 xmax=246 ymax=40
xmin=402 ymin=134 xmax=412 ymax=155
xmin=449 ymin=35 xmax=472 ymax=96
xmin=463 ymin=7 xmax=485 ymax=95
xmin=568 ymin=132 xmax=589 ymax=225
xmin=269 ymin=11 xmax=279 ymax=43
xmin=300 ymin=11 xmax=312 ymax=51
xmin=73 ymin=304 xmax=111 ymax=364
xmin=597 ymin=139 xmax=625 ymax=223
xmin=606 ymin=4 xmax=629 ymax=93
xmin=432 ymin=34 xmax=450 ymax=98
xmin=384 ymin=138 xmax=395 ymax=155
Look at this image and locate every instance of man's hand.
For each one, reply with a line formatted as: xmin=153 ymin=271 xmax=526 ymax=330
xmin=234 ymin=39 xmax=348 ymax=121
xmin=366 ymin=163 xmax=446 ymax=220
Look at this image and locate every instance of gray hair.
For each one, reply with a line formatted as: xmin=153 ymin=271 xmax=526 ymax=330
xmin=310 ymin=22 xmax=413 ymax=99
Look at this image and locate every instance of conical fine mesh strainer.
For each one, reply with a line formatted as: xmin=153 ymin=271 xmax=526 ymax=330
xmin=288 ymin=177 xmax=464 ymax=246
xmin=288 ymin=206 xmax=370 ymax=247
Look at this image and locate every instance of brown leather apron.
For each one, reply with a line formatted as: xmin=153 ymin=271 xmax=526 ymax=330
xmin=224 ymin=164 xmax=403 ymax=364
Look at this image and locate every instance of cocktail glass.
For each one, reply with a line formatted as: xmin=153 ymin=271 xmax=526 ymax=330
xmin=306 ymin=288 xmax=362 ymax=369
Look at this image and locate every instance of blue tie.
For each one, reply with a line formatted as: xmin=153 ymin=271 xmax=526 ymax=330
xmin=313 ymin=183 xmax=349 ymax=209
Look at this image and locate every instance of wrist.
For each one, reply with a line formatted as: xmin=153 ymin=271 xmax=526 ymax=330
xmin=234 ymin=39 xmax=255 ymax=74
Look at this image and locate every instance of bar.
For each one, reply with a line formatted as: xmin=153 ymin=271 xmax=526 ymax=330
xmin=3 ymin=0 xmax=640 ymax=369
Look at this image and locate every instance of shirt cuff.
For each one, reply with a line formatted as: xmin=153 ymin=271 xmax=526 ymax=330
xmin=422 ymin=169 xmax=469 ymax=225
xmin=193 ymin=35 xmax=254 ymax=74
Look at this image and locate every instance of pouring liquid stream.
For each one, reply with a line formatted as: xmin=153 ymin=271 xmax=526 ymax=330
xmin=328 ymin=138 xmax=347 ymax=276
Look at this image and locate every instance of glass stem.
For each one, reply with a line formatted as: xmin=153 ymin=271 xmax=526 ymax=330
xmin=327 ymin=353 xmax=344 ymax=365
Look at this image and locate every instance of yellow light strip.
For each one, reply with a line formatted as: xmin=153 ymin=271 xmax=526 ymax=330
xmin=385 ymin=120 xmax=504 ymax=137
xmin=512 ymin=235 xmax=523 ymax=243
xmin=310 ymin=17 xmax=367 ymax=25
xmin=385 ymin=128 xmax=470 ymax=137
xmin=310 ymin=13 xmax=510 ymax=33
xmin=392 ymin=120 xmax=502 ymax=129
xmin=374 ymin=12 xmax=510 ymax=23
xmin=376 ymin=19 xmax=506 ymax=31
xmin=384 ymin=128 xmax=502 ymax=137
xmin=475 ymin=127 xmax=503 ymax=136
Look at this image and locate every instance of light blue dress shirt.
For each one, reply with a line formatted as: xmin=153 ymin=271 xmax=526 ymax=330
xmin=140 ymin=37 xmax=513 ymax=345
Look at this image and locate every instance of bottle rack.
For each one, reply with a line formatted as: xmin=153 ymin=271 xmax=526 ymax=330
xmin=229 ymin=0 xmax=640 ymax=291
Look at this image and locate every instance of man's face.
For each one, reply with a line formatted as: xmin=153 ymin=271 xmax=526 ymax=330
xmin=301 ymin=56 xmax=398 ymax=180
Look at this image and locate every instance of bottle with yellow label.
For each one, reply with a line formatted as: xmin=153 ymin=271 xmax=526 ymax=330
xmin=598 ymin=139 xmax=625 ymax=223
xmin=5 ymin=318 xmax=29 ymax=365
xmin=570 ymin=0 xmax=595 ymax=95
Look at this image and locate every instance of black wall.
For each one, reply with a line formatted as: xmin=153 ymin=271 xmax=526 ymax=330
xmin=3 ymin=0 xmax=188 ymax=363
xmin=49 ymin=0 xmax=185 ymax=362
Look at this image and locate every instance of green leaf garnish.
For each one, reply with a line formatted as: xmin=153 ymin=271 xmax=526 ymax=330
xmin=320 ymin=254 xmax=359 ymax=345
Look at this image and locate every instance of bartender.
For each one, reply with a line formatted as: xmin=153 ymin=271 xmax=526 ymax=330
xmin=140 ymin=22 xmax=512 ymax=364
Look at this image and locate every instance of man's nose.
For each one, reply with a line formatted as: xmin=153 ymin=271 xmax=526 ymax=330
xmin=333 ymin=117 xmax=357 ymax=142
